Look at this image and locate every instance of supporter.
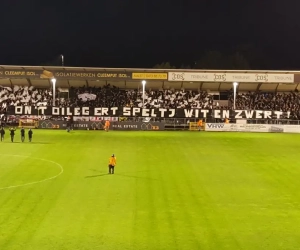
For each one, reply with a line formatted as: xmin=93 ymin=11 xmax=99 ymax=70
xmin=1 ymin=85 xmax=216 ymax=111
xmin=229 ymin=91 xmax=300 ymax=119
xmin=2 ymin=84 xmax=300 ymax=120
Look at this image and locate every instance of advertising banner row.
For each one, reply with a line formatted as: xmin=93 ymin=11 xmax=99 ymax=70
xmin=168 ymin=72 xmax=295 ymax=83
xmin=205 ymin=123 xmax=300 ymax=133
xmin=1 ymin=69 xmax=299 ymax=83
xmin=38 ymin=121 xmax=165 ymax=131
xmin=0 ymin=70 xmax=168 ymax=80
xmin=10 ymin=106 xmax=291 ymax=119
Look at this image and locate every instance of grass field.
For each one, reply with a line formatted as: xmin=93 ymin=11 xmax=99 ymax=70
xmin=1 ymin=130 xmax=300 ymax=250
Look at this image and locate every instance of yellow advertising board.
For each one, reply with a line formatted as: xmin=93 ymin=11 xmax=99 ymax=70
xmin=132 ymin=72 xmax=167 ymax=80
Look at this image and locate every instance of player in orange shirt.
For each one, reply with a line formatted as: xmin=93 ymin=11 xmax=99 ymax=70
xmin=108 ymin=154 xmax=117 ymax=174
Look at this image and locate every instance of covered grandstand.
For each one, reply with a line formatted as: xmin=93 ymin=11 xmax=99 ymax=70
xmin=1 ymin=65 xmax=300 ymax=92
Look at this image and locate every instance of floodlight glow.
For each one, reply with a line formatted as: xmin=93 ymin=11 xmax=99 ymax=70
xmin=51 ymin=78 xmax=57 ymax=106
xmin=61 ymin=55 xmax=64 ymax=66
xmin=142 ymin=81 xmax=146 ymax=107
xmin=233 ymin=82 xmax=238 ymax=110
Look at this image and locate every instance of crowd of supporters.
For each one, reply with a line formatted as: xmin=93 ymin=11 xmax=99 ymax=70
xmin=229 ymin=92 xmax=300 ymax=119
xmin=229 ymin=92 xmax=300 ymax=111
xmin=70 ymin=84 xmax=217 ymax=109
xmin=1 ymin=84 xmax=217 ymax=111
xmin=2 ymin=85 xmax=300 ymax=116
xmin=0 ymin=85 xmax=54 ymax=113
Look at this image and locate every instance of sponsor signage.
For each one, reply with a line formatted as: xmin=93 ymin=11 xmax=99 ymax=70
xmin=205 ymin=123 xmax=284 ymax=132
xmin=37 ymin=120 xmax=300 ymax=133
xmin=39 ymin=121 xmax=65 ymax=129
xmin=0 ymin=70 xmax=42 ymax=78
xmin=0 ymin=69 xmax=295 ymax=83
xmin=0 ymin=70 xmax=131 ymax=80
xmin=38 ymin=121 xmax=164 ymax=131
xmin=282 ymin=125 xmax=300 ymax=133
xmin=111 ymin=122 xmax=164 ymax=131
xmin=168 ymin=72 xmax=294 ymax=83
xmin=132 ymin=72 xmax=168 ymax=80
xmin=9 ymin=106 xmax=291 ymax=119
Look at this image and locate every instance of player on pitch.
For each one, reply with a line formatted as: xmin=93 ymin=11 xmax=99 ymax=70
xmin=20 ymin=127 xmax=25 ymax=142
xmin=0 ymin=127 xmax=5 ymax=142
xmin=10 ymin=127 xmax=16 ymax=143
xmin=108 ymin=154 xmax=117 ymax=174
xmin=28 ymin=129 xmax=33 ymax=142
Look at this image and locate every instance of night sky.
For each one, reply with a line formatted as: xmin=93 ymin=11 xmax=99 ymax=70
xmin=0 ymin=0 xmax=299 ymax=69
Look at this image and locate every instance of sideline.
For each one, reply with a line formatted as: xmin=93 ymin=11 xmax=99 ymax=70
xmin=0 ymin=154 xmax=64 ymax=190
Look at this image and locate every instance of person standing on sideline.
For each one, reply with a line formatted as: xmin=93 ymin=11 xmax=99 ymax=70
xmin=197 ymin=119 xmax=203 ymax=131
xmin=104 ymin=120 xmax=107 ymax=132
xmin=107 ymin=120 xmax=110 ymax=131
xmin=0 ymin=127 xmax=5 ymax=142
xmin=28 ymin=129 xmax=33 ymax=142
xmin=20 ymin=127 xmax=25 ymax=142
xmin=10 ymin=127 xmax=16 ymax=143
xmin=108 ymin=154 xmax=117 ymax=174
xmin=66 ymin=116 xmax=71 ymax=132
xmin=66 ymin=120 xmax=71 ymax=133
xmin=104 ymin=120 xmax=110 ymax=132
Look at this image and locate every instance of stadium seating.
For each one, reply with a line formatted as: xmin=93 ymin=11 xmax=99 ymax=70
xmin=229 ymin=92 xmax=300 ymax=111
xmin=0 ymin=85 xmax=218 ymax=111
xmin=1 ymin=85 xmax=300 ymax=119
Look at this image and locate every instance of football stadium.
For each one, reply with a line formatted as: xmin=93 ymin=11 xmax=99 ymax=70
xmin=1 ymin=66 xmax=300 ymax=250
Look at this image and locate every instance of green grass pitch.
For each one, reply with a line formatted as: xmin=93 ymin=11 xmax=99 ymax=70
xmin=1 ymin=130 xmax=300 ymax=250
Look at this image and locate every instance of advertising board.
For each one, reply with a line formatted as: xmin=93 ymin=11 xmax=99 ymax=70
xmin=132 ymin=72 xmax=168 ymax=80
xmin=38 ymin=121 xmax=164 ymax=131
xmin=168 ymin=72 xmax=295 ymax=83
xmin=205 ymin=123 xmax=284 ymax=132
xmin=0 ymin=69 xmax=131 ymax=80
xmin=282 ymin=125 xmax=300 ymax=133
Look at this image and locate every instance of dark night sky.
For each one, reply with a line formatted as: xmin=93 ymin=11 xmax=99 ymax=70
xmin=0 ymin=0 xmax=299 ymax=69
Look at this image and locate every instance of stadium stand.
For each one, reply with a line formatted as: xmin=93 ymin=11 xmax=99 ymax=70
xmin=2 ymin=84 xmax=300 ymax=118
xmin=1 ymin=85 xmax=219 ymax=110
xmin=70 ymin=85 xmax=217 ymax=109
xmin=229 ymin=92 xmax=300 ymax=111
xmin=228 ymin=92 xmax=300 ymax=119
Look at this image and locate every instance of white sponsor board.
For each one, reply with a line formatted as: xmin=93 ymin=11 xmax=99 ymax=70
xmin=205 ymin=123 xmax=300 ymax=133
xmin=168 ymin=72 xmax=294 ymax=83
xmin=283 ymin=125 xmax=300 ymax=133
xmin=205 ymin=123 xmax=284 ymax=133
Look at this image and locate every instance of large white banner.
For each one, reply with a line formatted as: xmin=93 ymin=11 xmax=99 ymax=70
xmin=168 ymin=72 xmax=294 ymax=83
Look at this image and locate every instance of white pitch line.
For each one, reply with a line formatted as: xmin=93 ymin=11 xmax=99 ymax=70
xmin=0 ymin=154 xmax=64 ymax=190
